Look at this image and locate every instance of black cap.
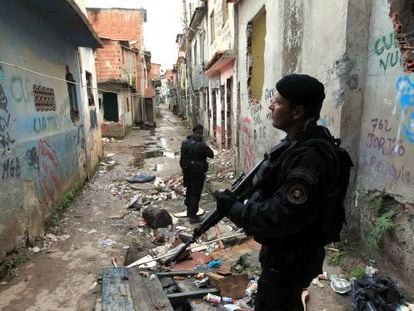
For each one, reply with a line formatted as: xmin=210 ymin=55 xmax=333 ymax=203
xmin=192 ymin=124 xmax=203 ymax=132
xmin=276 ymin=74 xmax=325 ymax=118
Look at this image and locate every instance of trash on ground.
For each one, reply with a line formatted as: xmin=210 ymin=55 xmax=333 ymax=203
xmin=312 ymin=277 xmax=325 ymax=288
xmin=365 ymin=265 xmax=378 ymax=277
xmin=130 ymin=255 xmax=157 ymax=270
xmin=330 ymin=275 xmax=351 ymax=294
xmin=126 ymin=174 xmax=156 ymax=183
xmin=141 ymin=206 xmax=173 ymax=229
xmin=98 ymin=239 xmax=117 ymax=248
xmin=350 ymin=276 xmax=403 ymax=311
xmin=207 ymin=259 xmax=222 ymax=269
xmin=207 ymin=271 xmax=249 ymax=298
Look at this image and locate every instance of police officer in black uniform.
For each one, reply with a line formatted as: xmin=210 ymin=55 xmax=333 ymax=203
xmin=180 ymin=124 xmax=214 ymax=224
xmin=215 ymin=74 xmax=352 ymax=310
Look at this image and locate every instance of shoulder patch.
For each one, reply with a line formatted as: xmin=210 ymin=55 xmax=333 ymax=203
xmin=287 ymin=183 xmax=308 ymax=205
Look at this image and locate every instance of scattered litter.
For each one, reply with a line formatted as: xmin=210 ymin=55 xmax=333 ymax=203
xmin=126 ymin=174 xmax=156 ymax=183
xmin=193 ymin=276 xmax=209 ymax=288
xmin=87 ymin=229 xmax=97 ymax=234
xmin=98 ymin=239 xmax=117 ymax=248
xmin=365 ymin=265 xmax=378 ymax=277
xmin=123 ymin=245 xmax=130 ymax=250
xmin=312 ymin=277 xmax=325 ymax=288
xmin=207 ymin=259 xmax=222 ymax=269
xmin=127 ymin=195 xmax=141 ymax=209
xmin=330 ymin=275 xmax=351 ymax=294
xmin=223 ymin=304 xmax=241 ymax=311
xmin=131 ymin=255 xmax=157 ymax=270
xmin=149 ymin=274 xmax=157 ymax=281
xmin=31 ymin=247 xmax=41 ymax=253
xmin=350 ymin=276 xmax=403 ymax=311
xmin=89 ymin=281 xmax=98 ymax=290
xmin=204 ymin=293 xmax=234 ymax=304
xmin=106 ymin=153 xmax=115 ymax=158
xmin=245 ymin=279 xmax=258 ymax=297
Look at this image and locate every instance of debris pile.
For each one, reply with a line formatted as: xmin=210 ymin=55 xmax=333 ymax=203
xmin=210 ymin=146 xmax=237 ymax=181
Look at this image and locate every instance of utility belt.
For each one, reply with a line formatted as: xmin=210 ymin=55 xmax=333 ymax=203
xmin=180 ymin=158 xmax=207 ymax=173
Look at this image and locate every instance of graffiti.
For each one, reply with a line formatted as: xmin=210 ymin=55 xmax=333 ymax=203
xmin=369 ymin=155 xmax=411 ymax=184
xmin=0 ymin=83 xmax=14 ymax=154
xmin=0 ymin=83 xmax=7 ymax=112
xmin=90 ymin=109 xmax=98 ymax=129
xmin=26 ymin=147 xmax=39 ymax=170
xmin=37 ymin=139 xmax=61 ymax=204
xmin=2 ymin=157 xmax=20 ymax=180
xmin=318 ymin=115 xmax=334 ymax=128
xmin=11 ymin=76 xmax=33 ymax=103
xmin=371 ymin=118 xmax=392 ymax=133
xmin=374 ymin=32 xmax=402 ymax=73
xmin=395 ymin=75 xmax=414 ymax=144
xmin=366 ymin=133 xmax=405 ymax=156
xmin=33 ymin=115 xmax=60 ymax=133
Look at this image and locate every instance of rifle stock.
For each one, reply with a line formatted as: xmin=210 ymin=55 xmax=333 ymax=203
xmin=165 ymin=158 xmax=265 ymax=265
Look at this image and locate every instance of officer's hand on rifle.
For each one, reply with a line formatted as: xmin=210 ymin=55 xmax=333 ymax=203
xmin=214 ymin=189 xmax=238 ymax=216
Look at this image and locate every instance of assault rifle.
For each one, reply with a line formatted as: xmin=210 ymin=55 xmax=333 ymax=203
xmin=165 ymin=158 xmax=266 ymax=265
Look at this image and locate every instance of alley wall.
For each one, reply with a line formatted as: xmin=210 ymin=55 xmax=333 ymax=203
xmin=0 ymin=2 xmax=93 ymax=261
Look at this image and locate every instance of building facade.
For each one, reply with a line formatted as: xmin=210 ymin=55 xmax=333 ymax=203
xmin=0 ymin=0 xmax=101 ymax=262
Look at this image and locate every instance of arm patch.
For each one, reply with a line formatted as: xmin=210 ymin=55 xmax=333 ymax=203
xmin=287 ymin=183 xmax=308 ymax=205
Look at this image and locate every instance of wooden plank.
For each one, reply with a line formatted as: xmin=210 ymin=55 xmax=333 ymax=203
xmin=128 ymin=268 xmax=174 ymax=311
xmin=102 ymin=267 xmax=134 ymax=311
xmin=167 ymin=288 xmax=219 ymax=300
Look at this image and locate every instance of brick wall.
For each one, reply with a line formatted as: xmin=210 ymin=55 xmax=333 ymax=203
xmin=95 ymin=40 xmax=121 ymax=82
xmin=87 ymin=8 xmax=145 ymax=43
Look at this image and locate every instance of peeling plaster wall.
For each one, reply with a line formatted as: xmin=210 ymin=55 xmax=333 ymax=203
xmin=0 ymin=2 xmax=88 ymax=261
xmin=78 ymin=47 xmax=103 ymax=177
xmin=356 ymin=0 xmax=414 ymax=278
xmin=237 ymin=0 xmax=348 ymax=170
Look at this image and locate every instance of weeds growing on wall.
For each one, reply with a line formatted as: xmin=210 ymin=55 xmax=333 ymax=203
xmin=45 ymin=181 xmax=82 ymax=232
xmin=366 ymin=195 xmax=397 ymax=250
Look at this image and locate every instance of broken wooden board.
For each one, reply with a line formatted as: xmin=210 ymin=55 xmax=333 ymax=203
xmin=206 ymin=272 xmax=249 ymax=299
xmin=102 ymin=267 xmax=134 ymax=311
xmin=102 ymin=267 xmax=173 ymax=311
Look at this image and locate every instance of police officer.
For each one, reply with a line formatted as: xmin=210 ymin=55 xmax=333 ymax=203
xmin=180 ymin=124 xmax=214 ymax=224
xmin=215 ymin=74 xmax=351 ymax=310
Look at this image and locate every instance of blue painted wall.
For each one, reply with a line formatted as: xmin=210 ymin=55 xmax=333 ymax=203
xmin=0 ymin=2 xmax=89 ymax=260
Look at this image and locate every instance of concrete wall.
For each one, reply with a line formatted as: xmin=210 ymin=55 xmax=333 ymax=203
xmin=0 ymin=2 xmax=88 ymax=260
xmin=356 ymin=0 xmax=414 ymax=277
xmin=78 ymin=47 xmax=103 ymax=178
xmin=237 ymin=0 xmax=347 ymax=171
xmin=236 ymin=0 xmax=414 ymax=280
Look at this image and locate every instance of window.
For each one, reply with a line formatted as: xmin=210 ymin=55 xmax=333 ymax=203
xmin=66 ymin=65 xmax=79 ymax=123
xmin=86 ymin=71 xmax=95 ymax=106
xmin=210 ymin=10 xmax=216 ymax=43
xmin=247 ymin=9 xmax=266 ymax=100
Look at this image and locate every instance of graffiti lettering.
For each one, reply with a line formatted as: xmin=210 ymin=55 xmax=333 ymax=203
xmin=33 ymin=115 xmax=60 ymax=133
xmin=2 ymin=157 xmax=20 ymax=180
xmin=0 ymin=83 xmax=7 ymax=112
xmin=11 ymin=76 xmax=33 ymax=103
xmin=369 ymin=155 xmax=410 ymax=184
xmin=26 ymin=147 xmax=39 ymax=170
xmin=371 ymin=118 xmax=392 ymax=133
xmin=366 ymin=133 xmax=405 ymax=156
xmin=374 ymin=32 xmax=402 ymax=73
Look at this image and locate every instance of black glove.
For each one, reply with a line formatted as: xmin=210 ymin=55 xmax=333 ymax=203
xmin=214 ymin=189 xmax=238 ymax=216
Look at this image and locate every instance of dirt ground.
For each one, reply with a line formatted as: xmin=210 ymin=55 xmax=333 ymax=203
xmin=0 ymin=105 xmax=354 ymax=310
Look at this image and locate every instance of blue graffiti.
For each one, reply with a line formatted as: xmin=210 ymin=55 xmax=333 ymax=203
xmin=396 ymin=75 xmax=414 ymax=144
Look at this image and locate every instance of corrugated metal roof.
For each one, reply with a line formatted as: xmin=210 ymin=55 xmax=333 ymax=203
xmin=18 ymin=0 xmax=102 ymax=48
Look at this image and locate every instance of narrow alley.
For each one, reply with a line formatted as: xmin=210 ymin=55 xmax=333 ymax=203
xmin=1 ymin=0 xmax=414 ymax=310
